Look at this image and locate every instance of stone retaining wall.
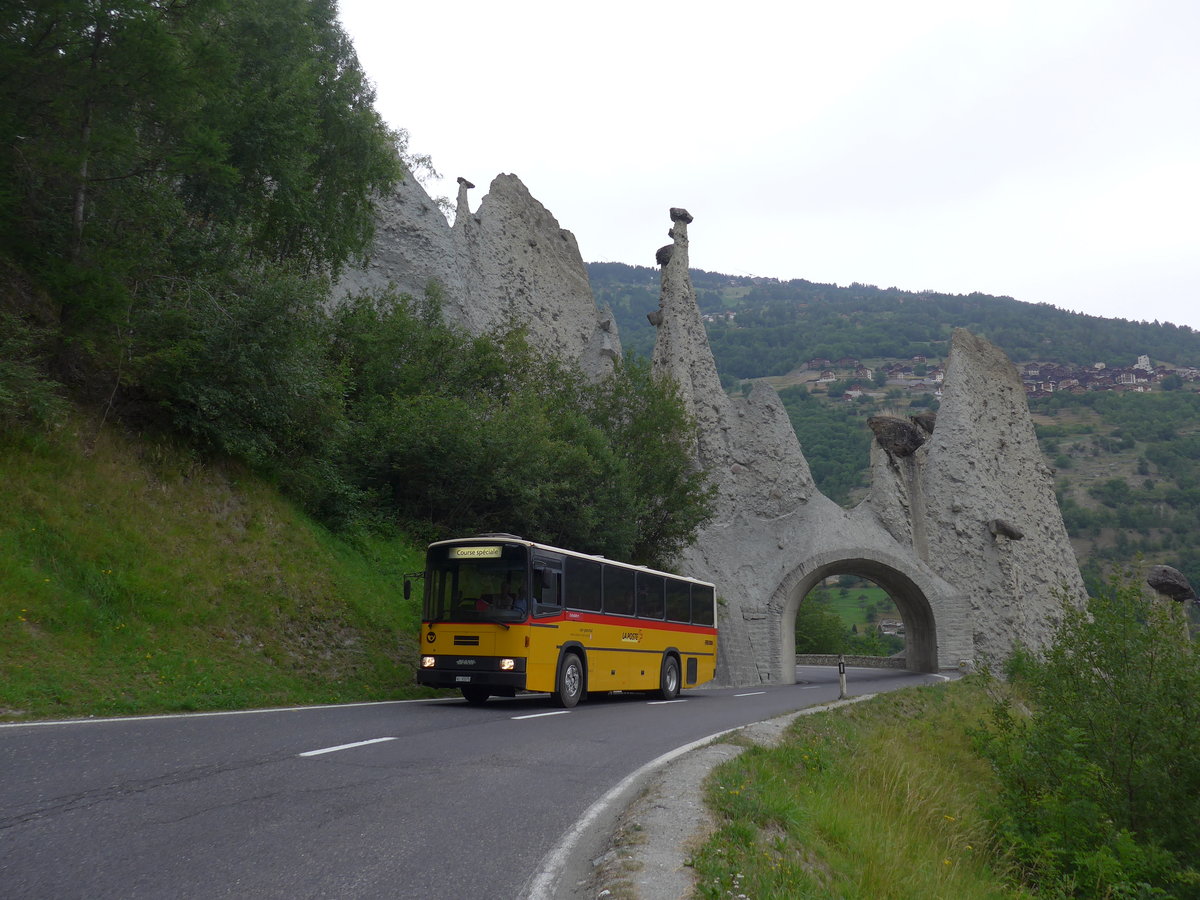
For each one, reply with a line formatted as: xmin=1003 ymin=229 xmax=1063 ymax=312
xmin=795 ymin=654 xmax=908 ymax=669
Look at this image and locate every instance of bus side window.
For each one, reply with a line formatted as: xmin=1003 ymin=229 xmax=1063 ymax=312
xmin=665 ymin=580 xmax=690 ymax=622
xmin=534 ymin=566 xmax=562 ymax=615
xmin=636 ymin=572 xmax=665 ymax=620
xmin=603 ymin=565 xmax=635 ymax=617
xmin=692 ymin=584 xmax=715 ymax=626
xmin=565 ymin=557 xmax=602 ymax=611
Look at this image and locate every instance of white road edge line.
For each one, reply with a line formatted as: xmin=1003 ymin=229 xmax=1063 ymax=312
xmin=522 ymin=725 xmax=739 ymax=900
xmin=734 ymin=691 xmax=766 ymax=697
xmin=298 ymin=737 xmax=397 ymax=757
xmin=512 ymin=710 xmax=571 ymax=720
xmin=0 ymin=698 xmax=445 ymax=729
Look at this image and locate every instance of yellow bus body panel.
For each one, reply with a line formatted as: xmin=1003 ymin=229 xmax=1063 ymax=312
xmin=423 ymin=611 xmax=718 ymax=695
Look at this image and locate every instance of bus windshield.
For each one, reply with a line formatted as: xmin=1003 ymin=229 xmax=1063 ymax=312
xmin=425 ymin=543 xmax=530 ymax=624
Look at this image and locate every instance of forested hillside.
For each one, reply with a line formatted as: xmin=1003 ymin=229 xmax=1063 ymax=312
xmin=1035 ymin=390 xmax=1200 ymax=588
xmin=588 ymin=261 xmax=1200 ymax=376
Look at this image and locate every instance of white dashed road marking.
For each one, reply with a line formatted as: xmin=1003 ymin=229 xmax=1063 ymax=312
xmin=298 ymin=737 xmax=397 ymax=757
xmin=511 ymin=710 xmax=571 ymax=720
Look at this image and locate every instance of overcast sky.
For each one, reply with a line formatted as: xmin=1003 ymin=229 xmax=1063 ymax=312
xmin=338 ymin=0 xmax=1200 ymax=331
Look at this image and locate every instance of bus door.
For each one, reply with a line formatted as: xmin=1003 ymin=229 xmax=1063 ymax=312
xmin=525 ymin=552 xmax=565 ymax=692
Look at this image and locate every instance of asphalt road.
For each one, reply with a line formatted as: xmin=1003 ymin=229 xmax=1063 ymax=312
xmin=0 ymin=666 xmax=945 ymax=899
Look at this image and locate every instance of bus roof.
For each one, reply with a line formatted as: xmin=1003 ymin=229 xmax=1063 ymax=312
xmin=427 ymin=535 xmax=716 ymax=589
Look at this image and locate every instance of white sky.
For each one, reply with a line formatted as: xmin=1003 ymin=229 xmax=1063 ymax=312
xmin=338 ymin=0 xmax=1200 ymax=331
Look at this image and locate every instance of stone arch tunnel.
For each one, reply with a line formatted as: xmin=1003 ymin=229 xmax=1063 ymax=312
xmin=771 ymin=548 xmax=961 ymax=681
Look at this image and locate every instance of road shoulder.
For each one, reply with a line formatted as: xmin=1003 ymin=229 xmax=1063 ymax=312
xmin=584 ymin=696 xmax=874 ymax=900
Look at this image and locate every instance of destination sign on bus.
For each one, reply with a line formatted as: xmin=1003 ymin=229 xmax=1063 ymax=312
xmin=448 ymin=545 xmax=503 ymax=559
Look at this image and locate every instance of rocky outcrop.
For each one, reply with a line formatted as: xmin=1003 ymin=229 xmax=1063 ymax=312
xmin=334 ymin=168 xmax=476 ymax=328
xmin=867 ymin=415 xmax=927 ymax=458
xmin=455 ymin=174 xmax=618 ymax=379
xmin=1147 ymin=565 xmax=1198 ymax=602
xmin=863 ymin=331 xmax=1088 ymax=665
xmin=336 ymin=171 xmax=620 ymax=379
xmin=916 ymin=329 xmax=1086 ymax=661
xmin=644 ymin=207 xmax=1083 ymax=679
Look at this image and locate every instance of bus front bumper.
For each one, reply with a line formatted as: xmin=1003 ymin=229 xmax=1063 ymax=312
xmin=417 ymin=656 xmax=527 ymax=691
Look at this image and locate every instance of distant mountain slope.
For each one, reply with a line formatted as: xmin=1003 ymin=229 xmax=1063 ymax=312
xmin=587 ymin=262 xmax=1200 ymax=377
xmin=588 ymin=262 xmax=1200 ymax=590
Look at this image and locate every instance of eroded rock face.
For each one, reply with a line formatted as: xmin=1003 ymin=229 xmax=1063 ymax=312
xmin=1147 ymin=565 xmax=1198 ymax=602
xmin=867 ymin=415 xmax=927 ymax=458
xmin=336 ymin=172 xmax=619 ymax=379
xmin=334 ymin=168 xmax=476 ymax=328
xmin=457 ymin=174 xmax=618 ymax=379
xmin=650 ymin=208 xmax=733 ymax=471
xmin=645 ymin=209 xmax=1083 ymax=678
xmin=915 ymin=329 xmax=1086 ymax=661
xmin=911 ymin=410 xmax=937 ymax=435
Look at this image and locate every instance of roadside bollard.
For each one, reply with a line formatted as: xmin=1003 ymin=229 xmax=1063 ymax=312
xmin=838 ymin=654 xmax=847 ymax=699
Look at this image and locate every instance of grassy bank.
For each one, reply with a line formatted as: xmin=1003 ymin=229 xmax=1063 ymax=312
xmin=692 ymin=677 xmax=1026 ymax=899
xmin=0 ymin=416 xmax=430 ymax=720
xmin=806 ymin=582 xmax=900 ymax=629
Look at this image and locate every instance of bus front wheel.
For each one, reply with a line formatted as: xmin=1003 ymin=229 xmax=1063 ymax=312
xmin=552 ymin=652 xmax=584 ymax=709
xmin=658 ymin=655 xmax=681 ymax=701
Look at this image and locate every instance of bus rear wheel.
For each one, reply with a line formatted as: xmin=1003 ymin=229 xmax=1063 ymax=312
xmin=658 ymin=655 xmax=681 ymax=701
xmin=552 ymin=652 xmax=584 ymax=709
xmin=461 ymin=686 xmax=490 ymax=705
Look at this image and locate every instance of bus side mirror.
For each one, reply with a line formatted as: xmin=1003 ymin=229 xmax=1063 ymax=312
xmin=403 ymin=579 xmax=412 ymax=600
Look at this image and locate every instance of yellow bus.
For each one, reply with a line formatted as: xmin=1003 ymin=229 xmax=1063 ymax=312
xmin=416 ymin=534 xmax=718 ymax=707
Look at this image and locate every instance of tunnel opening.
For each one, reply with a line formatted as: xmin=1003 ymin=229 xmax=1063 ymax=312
xmin=796 ymin=574 xmax=906 ymax=659
xmin=781 ymin=556 xmax=939 ymax=674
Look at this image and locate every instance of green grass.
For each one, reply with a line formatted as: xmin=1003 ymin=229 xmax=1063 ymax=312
xmin=0 ymin=416 xmax=434 ymax=719
xmin=807 ymin=583 xmax=899 ymax=629
xmin=691 ymin=677 xmax=1030 ymax=899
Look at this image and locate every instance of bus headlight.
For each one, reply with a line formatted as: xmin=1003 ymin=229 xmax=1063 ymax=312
xmin=499 ymin=658 xmax=516 ymax=671
xmin=421 ymin=656 xmax=436 ymax=668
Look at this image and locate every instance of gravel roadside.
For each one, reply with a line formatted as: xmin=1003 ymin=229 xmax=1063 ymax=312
xmin=583 ymin=695 xmax=875 ymax=900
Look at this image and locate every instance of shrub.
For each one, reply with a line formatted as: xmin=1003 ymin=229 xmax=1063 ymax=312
xmin=977 ymin=571 xmax=1200 ymax=897
xmin=0 ymin=310 xmax=66 ymax=434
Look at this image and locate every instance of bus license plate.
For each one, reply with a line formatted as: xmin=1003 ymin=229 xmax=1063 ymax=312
xmin=456 ymin=675 xmax=471 ymax=682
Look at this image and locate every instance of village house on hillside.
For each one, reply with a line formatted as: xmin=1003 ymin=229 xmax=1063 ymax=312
xmin=1019 ymin=355 xmax=1198 ymax=398
xmin=796 ymin=352 xmax=1196 ymax=402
